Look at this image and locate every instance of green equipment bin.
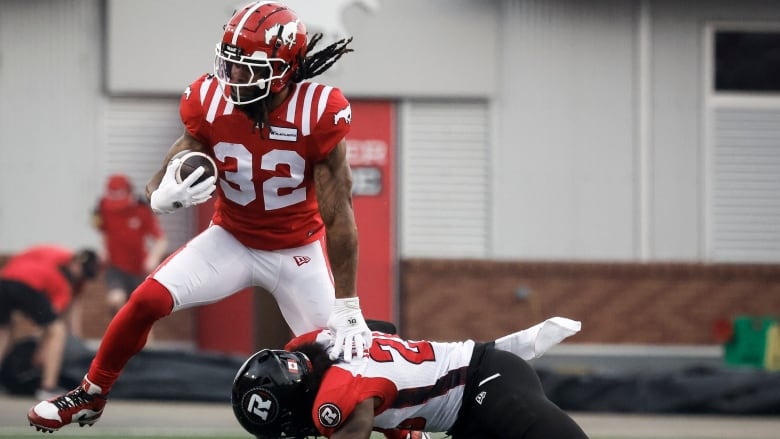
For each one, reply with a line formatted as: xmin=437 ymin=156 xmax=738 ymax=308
xmin=723 ymin=316 xmax=778 ymax=369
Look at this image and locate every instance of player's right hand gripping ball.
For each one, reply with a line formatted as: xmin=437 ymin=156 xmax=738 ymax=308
xmin=174 ymin=151 xmax=218 ymax=185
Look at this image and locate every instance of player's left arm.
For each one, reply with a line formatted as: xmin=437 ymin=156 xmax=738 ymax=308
xmin=317 ymin=139 xmax=372 ymax=362
xmin=0 ymin=326 xmax=10 ymax=361
xmin=65 ymin=296 xmax=82 ymax=337
xmin=330 ymin=398 xmax=376 ymax=439
xmin=314 ymin=139 xmax=358 ymax=299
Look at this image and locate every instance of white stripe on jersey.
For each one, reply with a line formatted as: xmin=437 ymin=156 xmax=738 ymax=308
xmin=206 ymin=84 xmax=222 ymax=123
xmin=301 ymin=84 xmax=317 ymax=135
xmin=317 ymin=86 xmax=333 ymax=123
xmin=285 ymin=82 xmax=330 ymax=136
xmin=203 ymin=79 xmax=233 ymax=123
xmin=199 ymin=76 xmax=213 ymax=106
xmin=285 ymin=83 xmax=302 ymax=124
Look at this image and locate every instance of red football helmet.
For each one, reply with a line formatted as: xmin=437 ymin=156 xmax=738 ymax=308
xmin=214 ymin=1 xmax=308 ymax=105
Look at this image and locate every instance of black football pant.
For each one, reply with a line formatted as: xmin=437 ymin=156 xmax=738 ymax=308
xmin=450 ymin=344 xmax=589 ymax=439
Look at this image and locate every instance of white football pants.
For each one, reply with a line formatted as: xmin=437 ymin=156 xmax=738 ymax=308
xmin=152 ymin=224 xmax=334 ymax=336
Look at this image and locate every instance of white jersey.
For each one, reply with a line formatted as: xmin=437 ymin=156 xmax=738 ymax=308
xmin=287 ymin=330 xmax=475 ymax=436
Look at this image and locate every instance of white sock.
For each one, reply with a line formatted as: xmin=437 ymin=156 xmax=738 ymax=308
xmin=494 ymin=317 xmax=581 ymax=360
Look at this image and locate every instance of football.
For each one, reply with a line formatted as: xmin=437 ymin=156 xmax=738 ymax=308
xmin=174 ymin=151 xmax=218 ymax=186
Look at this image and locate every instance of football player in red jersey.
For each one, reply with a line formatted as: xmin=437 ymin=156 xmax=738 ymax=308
xmin=92 ymin=174 xmax=168 ymax=316
xmin=230 ymin=319 xmax=589 ymax=439
xmin=0 ymin=245 xmax=98 ymax=400
xmin=28 ymin=1 xmax=372 ymax=433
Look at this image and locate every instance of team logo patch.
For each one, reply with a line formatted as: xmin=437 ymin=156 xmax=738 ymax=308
xmin=294 ymin=256 xmax=311 ymax=266
xmin=334 ymin=105 xmax=352 ymax=125
xmin=269 ymin=126 xmax=298 ymax=142
xmin=241 ymin=388 xmax=279 ymax=425
xmin=318 ymin=403 xmax=342 ymax=428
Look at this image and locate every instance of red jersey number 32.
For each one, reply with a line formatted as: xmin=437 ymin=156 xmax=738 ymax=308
xmin=214 ymin=142 xmax=306 ymax=210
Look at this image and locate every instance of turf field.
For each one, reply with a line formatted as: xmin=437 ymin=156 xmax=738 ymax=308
xmin=2 ymin=394 xmax=779 ymax=439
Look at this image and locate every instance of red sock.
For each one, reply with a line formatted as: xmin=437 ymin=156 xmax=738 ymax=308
xmin=87 ymin=278 xmax=173 ymax=392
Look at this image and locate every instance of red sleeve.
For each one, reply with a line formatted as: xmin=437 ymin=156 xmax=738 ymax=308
xmin=309 ymin=87 xmax=351 ymax=163
xmin=313 ymin=369 xmax=397 ymax=437
xmin=179 ymin=74 xmax=213 ymax=144
xmin=312 ymin=368 xmax=360 ymax=437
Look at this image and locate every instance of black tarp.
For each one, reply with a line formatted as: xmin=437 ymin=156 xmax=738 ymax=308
xmin=4 ymin=337 xmax=780 ymax=414
xmin=538 ymin=366 xmax=780 ymax=415
xmin=1 ymin=336 xmax=245 ymax=402
xmin=1 ymin=320 xmax=399 ymax=402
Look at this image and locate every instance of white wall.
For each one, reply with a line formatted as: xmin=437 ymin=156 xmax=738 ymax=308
xmin=493 ymin=0 xmax=639 ymax=260
xmin=106 ymin=0 xmax=498 ymax=98
xmin=3 ymin=0 xmax=780 ymax=264
xmin=0 ymin=0 xmax=103 ymax=252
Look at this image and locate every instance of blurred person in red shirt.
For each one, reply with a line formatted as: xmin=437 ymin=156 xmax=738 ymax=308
xmin=0 ymin=245 xmax=98 ymax=399
xmin=92 ymin=174 xmax=168 ymax=316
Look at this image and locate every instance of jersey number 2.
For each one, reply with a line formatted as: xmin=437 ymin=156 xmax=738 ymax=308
xmin=370 ymin=337 xmax=436 ymax=364
xmin=214 ymin=142 xmax=306 ymax=210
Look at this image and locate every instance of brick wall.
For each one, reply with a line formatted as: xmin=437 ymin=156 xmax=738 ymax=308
xmin=10 ymin=255 xmax=780 ymax=348
xmin=399 ymin=259 xmax=780 ymax=344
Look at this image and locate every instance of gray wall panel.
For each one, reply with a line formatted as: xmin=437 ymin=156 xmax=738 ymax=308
xmin=492 ymin=0 xmax=638 ymax=260
xmin=400 ymin=100 xmax=490 ymax=258
xmin=106 ymin=0 xmax=498 ymax=98
xmin=0 ymin=0 xmax=102 ymax=252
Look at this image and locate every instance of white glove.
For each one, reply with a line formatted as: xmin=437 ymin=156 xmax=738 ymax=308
xmin=327 ymin=297 xmax=372 ymax=363
xmin=150 ymin=158 xmax=216 ymax=214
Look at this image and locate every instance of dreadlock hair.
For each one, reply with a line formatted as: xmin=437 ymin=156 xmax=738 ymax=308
xmin=239 ymin=33 xmax=353 ymax=136
xmin=295 ymin=342 xmax=338 ymax=397
xmin=292 ymin=33 xmax=354 ymax=83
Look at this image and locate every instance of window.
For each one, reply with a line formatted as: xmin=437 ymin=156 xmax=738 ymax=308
xmin=715 ymin=31 xmax=780 ymax=92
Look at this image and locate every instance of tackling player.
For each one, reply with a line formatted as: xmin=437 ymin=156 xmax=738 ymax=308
xmin=28 ymin=1 xmax=372 ymax=432
xmin=231 ymin=318 xmax=589 ymax=439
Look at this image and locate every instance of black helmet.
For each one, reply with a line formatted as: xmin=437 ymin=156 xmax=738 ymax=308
xmin=232 ymin=349 xmax=319 ymax=438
